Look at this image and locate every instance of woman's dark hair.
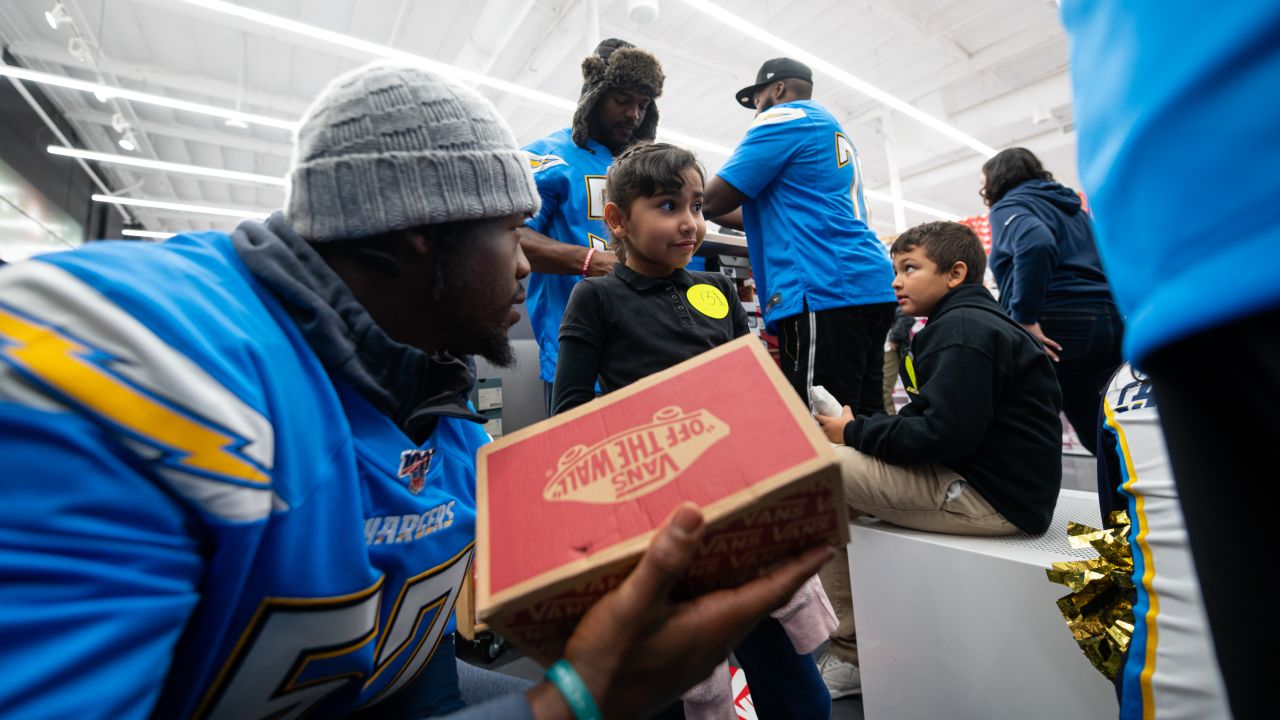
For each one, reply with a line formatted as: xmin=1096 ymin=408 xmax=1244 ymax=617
xmin=980 ymin=147 xmax=1054 ymax=206
xmin=604 ymin=142 xmax=704 ymax=261
xmin=890 ymin=221 xmax=987 ymax=285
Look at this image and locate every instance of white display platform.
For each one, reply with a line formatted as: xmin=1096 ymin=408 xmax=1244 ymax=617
xmin=848 ymin=489 xmax=1118 ymax=720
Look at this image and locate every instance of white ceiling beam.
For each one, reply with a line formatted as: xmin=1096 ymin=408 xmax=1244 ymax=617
xmin=7 ymin=40 xmax=312 ymax=117
xmin=861 ymin=0 xmax=972 ymax=66
xmin=676 ymin=0 xmax=997 ymax=157
xmin=892 ymin=126 xmax=1077 ymax=194
xmin=61 ymin=0 xmax=182 ymax=204
xmin=947 ymin=70 xmax=1072 ymax=135
xmin=492 ymin=2 xmax=591 ymax=120
xmin=63 ymin=108 xmax=294 ymax=156
xmin=4 ymin=76 xmax=132 ymax=222
xmin=48 ymin=146 xmax=286 ymax=187
xmin=597 ymin=21 xmax=746 ymax=84
xmin=840 ymin=27 xmax=1063 ymax=138
xmin=0 ymin=64 xmax=298 ymax=130
xmin=92 ymin=193 xmax=272 ymax=219
xmin=894 ymin=28 xmax=1061 ymax=114
xmin=131 ymin=0 xmax=376 ymax=64
xmin=452 ymin=0 xmax=540 ymax=74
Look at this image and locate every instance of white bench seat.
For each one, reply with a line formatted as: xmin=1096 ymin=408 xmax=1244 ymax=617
xmin=848 ymin=489 xmax=1118 ymax=720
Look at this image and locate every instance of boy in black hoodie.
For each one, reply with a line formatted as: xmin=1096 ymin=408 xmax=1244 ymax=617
xmin=810 ymin=221 xmax=1063 ymax=697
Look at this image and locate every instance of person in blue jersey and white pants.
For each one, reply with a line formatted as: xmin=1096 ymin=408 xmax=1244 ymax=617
xmin=702 ymin=57 xmax=897 ymax=700
xmin=518 ymin=38 xmax=665 ymax=413
xmin=1063 ymin=2 xmax=1279 ymax=717
xmin=1095 ymin=364 xmax=1230 ymax=720
xmin=0 ymin=61 xmax=831 ymax=720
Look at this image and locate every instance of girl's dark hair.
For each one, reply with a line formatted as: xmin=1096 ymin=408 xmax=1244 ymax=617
xmin=890 ymin=221 xmax=986 ymax=285
xmin=604 ymin=142 xmax=703 ymax=261
xmin=980 ymin=147 xmax=1054 ymax=206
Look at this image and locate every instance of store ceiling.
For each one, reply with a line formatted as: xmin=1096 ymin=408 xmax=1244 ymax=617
xmin=0 ymin=0 xmax=1078 ymax=238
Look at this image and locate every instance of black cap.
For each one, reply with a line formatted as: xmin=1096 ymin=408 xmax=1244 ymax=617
xmin=735 ymin=58 xmax=813 ymax=108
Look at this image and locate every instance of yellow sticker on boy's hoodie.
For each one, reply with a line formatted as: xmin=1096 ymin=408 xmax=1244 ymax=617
xmin=686 ymin=284 xmax=730 ymax=319
xmin=904 ymin=354 xmax=920 ymax=394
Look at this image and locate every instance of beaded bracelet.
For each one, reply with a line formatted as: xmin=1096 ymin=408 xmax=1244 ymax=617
xmin=581 ymin=247 xmax=597 ymax=276
xmin=545 ymin=659 xmax=603 ymax=720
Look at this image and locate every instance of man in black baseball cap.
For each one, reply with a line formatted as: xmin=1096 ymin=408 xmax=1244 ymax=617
xmin=735 ymin=57 xmax=813 ymax=109
xmin=704 ymin=55 xmax=897 ymax=703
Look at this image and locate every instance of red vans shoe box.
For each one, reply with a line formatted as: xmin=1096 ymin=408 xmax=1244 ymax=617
xmin=472 ymin=336 xmax=848 ymax=664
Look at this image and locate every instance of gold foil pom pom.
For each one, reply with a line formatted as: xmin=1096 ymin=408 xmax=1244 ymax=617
xmin=1046 ymin=510 xmax=1135 ymax=681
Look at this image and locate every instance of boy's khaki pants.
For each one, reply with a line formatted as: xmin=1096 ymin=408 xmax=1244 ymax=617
xmin=820 ymin=445 xmax=1017 ymax=667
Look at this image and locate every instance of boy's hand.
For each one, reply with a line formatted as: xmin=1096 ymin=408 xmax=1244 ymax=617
xmin=815 ymin=405 xmax=854 ymax=444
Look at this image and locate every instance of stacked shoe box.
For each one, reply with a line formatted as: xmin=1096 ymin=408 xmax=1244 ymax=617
xmin=471 ymin=377 xmax=503 ymax=438
xmin=714 ymin=254 xmax=760 ymax=336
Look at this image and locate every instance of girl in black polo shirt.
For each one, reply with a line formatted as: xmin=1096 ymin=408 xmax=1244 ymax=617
xmin=553 ymin=143 xmax=833 ymax=718
xmin=551 ymin=143 xmax=748 ymax=414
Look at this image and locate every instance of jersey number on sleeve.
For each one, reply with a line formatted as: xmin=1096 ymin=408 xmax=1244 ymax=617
xmin=585 ymin=175 xmax=610 ymax=250
xmin=196 ymin=546 xmax=473 ymax=719
xmin=836 ymin=132 xmax=869 ymax=224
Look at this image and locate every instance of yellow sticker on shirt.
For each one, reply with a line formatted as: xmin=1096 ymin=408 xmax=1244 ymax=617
xmin=687 ymin=283 xmax=730 ymax=319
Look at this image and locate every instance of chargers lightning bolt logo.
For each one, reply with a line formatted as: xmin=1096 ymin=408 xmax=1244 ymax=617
xmin=0 ymin=303 xmax=269 ymax=486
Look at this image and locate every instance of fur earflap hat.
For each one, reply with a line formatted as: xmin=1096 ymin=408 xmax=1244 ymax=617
xmin=571 ymin=38 xmax=665 ymax=149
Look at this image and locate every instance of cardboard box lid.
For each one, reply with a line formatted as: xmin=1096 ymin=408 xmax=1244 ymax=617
xmin=476 ymin=336 xmax=834 ymax=614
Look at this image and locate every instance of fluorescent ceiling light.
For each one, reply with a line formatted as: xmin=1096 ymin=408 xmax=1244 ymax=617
xmin=169 ymin=0 xmax=730 ymax=156
xmin=0 ymin=63 xmax=298 ymax=131
xmin=677 ymin=0 xmax=998 ymax=158
xmin=173 ymin=0 xmax=574 ymax=112
xmin=28 ymin=1 xmax=965 ymax=222
xmin=122 ymin=228 xmax=176 ymax=239
xmin=50 ymin=146 xmax=286 ymax=186
xmin=170 ymin=0 xmax=963 ymax=216
xmin=864 ymin=189 xmax=961 ymax=221
xmin=92 ymin=194 xmax=270 ymax=219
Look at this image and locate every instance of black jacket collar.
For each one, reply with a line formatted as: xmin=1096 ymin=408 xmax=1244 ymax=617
xmin=931 ymin=284 xmax=1039 ymax=342
xmin=931 ymin=284 xmax=1001 ymax=320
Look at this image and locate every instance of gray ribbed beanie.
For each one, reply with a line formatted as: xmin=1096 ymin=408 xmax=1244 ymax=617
xmin=286 ymin=61 xmax=540 ymax=242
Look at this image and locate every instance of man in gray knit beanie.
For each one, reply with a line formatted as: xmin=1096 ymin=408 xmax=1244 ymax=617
xmin=517 ymin=39 xmax=666 ymax=412
xmin=286 ymin=61 xmax=540 ymax=241
xmin=0 ymin=59 xmax=829 ymax=720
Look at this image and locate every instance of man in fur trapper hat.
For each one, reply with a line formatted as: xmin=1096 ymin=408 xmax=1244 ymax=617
xmin=517 ymin=38 xmax=665 ymax=413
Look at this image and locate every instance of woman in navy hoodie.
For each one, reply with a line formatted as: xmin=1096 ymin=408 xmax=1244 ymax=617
xmin=981 ymin=147 xmax=1122 ymax=454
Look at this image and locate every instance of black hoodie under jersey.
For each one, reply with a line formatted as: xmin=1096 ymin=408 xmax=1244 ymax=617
xmin=844 ymin=284 xmax=1063 ymax=534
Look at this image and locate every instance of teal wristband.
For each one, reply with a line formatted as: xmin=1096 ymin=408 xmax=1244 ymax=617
xmin=545 ymin=659 xmax=603 ymax=720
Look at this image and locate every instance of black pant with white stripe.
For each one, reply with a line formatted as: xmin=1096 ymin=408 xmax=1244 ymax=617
xmin=777 ymin=302 xmax=897 ymax=416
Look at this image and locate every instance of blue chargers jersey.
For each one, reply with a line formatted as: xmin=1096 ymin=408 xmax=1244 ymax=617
xmin=716 ymin=100 xmax=895 ymax=329
xmin=523 ymin=127 xmax=614 ymax=383
xmin=0 ymin=233 xmax=489 ymax=718
xmin=1063 ymin=0 xmax=1280 ymax=363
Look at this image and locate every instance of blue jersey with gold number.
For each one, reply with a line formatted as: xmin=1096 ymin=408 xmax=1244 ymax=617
xmin=716 ymin=100 xmax=895 ymax=329
xmin=0 ymin=234 xmax=488 ymax=718
xmin=523 ymin=128 xmax=614 ymax=383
